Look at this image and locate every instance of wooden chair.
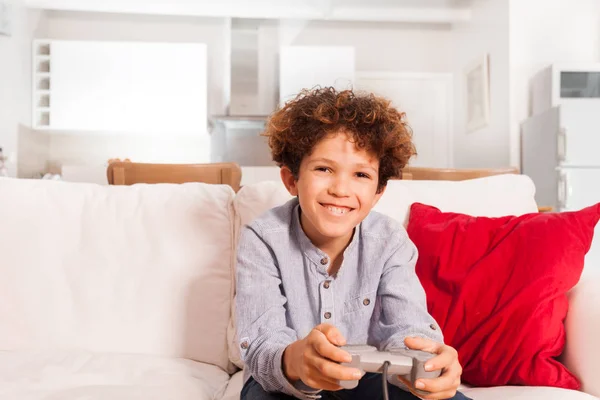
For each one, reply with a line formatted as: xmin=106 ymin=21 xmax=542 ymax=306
xmin=398 ymin=166 xmax=519 ymax=181
xmin=106 ymin=161 xmax=242 ymax=192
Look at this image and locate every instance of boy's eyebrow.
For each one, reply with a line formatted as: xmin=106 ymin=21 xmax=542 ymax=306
xmin=308 ymin=158 xmax=378 ymax=172
xmin=308 ymin=157 xmax=337 ymax=165
xmin=355 ymin=163 xmax=378 ymax=173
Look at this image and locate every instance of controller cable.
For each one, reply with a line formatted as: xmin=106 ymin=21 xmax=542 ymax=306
xmin=382 ymin=361 xmax=391 ymax=400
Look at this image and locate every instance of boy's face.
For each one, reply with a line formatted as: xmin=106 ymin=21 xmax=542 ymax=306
xmin=281 ymin=131 xmax=385 ymax=247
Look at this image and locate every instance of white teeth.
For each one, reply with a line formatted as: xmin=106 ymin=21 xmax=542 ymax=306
xmin=326 ymin=205 xmax=348 ymax=215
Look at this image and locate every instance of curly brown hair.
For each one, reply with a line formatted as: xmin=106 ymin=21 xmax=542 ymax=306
xmin=263 ymin=86 xmax=416 ymax=193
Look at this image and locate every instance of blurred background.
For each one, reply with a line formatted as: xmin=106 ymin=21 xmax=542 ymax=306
xmin=1 ymin=0 xmax=600 ymax=209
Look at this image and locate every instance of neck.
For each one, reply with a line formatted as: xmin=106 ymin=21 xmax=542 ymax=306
xmin=317 ymin=231 xmax=354 ymax=261
xmin=299 ymin=210 xmax=355 ymax=262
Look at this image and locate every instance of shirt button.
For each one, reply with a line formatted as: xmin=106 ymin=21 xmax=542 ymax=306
xmin=240 ymin=341 xmax=249 ymax=349
xmin=320 ymin=257 xmax=329 ymax=265
xmin=363 ymin=298 xmax=370 ymax=306
xmin=430 ymin=323 xmax=437 ymax=331
xmin=324 ymin=312 xmax=332 ymax=319
xmin=323 ymin=280 xmax=331 ymax=289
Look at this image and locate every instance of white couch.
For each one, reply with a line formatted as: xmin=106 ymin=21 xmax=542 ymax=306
xmin=0 ymin=174 xmax=598 ymax=400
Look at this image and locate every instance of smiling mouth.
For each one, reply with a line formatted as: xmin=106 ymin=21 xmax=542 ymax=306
xmin=320 ymin=203 xmax=354 ymax=215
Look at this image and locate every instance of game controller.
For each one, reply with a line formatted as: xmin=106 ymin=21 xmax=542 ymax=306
xmin=338 ymin=345 xmax=441 ymax=396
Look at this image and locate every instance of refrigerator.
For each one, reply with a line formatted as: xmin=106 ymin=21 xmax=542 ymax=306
xmin=521 ymin=102 xmax=600 ymax=273
xmin=521 ymin=101 xmax=600 ymax=211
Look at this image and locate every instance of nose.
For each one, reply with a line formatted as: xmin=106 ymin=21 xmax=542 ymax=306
xmin=328 ymin=174 xmax=350 ymax=197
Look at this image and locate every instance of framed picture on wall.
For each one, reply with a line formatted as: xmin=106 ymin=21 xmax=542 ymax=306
xmin=0 ymin=0 xmax=11 ymax=37
xmin=465 ymin=54 xmax=490 ymax=133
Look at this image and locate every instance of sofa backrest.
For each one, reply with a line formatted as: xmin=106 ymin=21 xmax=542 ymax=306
xmin=227 ymin=174 xmax=539 ymax=367
xmin=0 ymin=178 xmax=236 ymax=373
xmin=232 ymin=174 xmax=538 ymax=234
xmin=373 ymin=174 xmax=539 ymax=225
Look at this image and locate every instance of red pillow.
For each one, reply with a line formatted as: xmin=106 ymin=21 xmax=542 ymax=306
xmin=407 ymin=202 xmax=600 ymax=389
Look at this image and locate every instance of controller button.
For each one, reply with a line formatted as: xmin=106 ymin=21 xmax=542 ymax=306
xmin=320 ymin=257 xmax=329 ymax=265
xmin=363 ymin=298 xmax=370 ymax=306
xmin=323 ymin=280 xmax=331 ymax=289
xmin=324 ymin=312 xmax=332 ymax=319
xmin=429 ymin=323 xmax=437 ymax=330
xmin=240 ymin=341 xmax=249 ymax=349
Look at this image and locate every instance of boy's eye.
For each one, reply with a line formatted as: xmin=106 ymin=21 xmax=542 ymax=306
xmin=316 ymin=167 xmax=331 ymax=173
xmin=356 ymin=172 xmax=371 ymax=179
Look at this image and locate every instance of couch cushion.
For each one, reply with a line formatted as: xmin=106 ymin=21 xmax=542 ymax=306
xmin=373 ymin=174 xmax=539 ymax=225
xmin=460 ymin=386 xmax=598 ymax=400
xmin=0 ymin=178 xmax=235 ymax=372
xmin=232 ymin=181 xmax=294 ymax=239
xmin=407 ymin=202 xmax=600 ymax=389
xmin=220 ymin=370 xmax=245 ymax=400
xmin=563 ymin=272 xmax=600 ymax=397
xmin=0 ymin=350 xmax=230 ymax=400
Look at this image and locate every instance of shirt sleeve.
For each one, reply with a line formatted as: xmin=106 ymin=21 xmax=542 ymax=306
xmin=373 ymin=230 xmax=444 ymax=391
xmin=375 ymin=230 xmax=444 ymax=350
xmin=235 ymin=225 xmax=321 ymax=400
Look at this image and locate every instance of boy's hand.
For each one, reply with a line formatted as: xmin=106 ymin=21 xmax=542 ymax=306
xmin=282 ymin=323 xmax=363 ymax=391
xmin=397 ymin=336 xmax=462 ymax=400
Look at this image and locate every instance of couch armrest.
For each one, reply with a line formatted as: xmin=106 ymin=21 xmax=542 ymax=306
xmin=562 ymin=273 xmax=600 ymax=397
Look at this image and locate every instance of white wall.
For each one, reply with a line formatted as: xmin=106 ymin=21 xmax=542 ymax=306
xmin=47 ymin=132 xmax=210 ymax=167
xmin=509 ymin=0 xmax=600 ymax=167
xmin=451 ymin=0 xmax=510 ymax=168
xmin=38 ymin=10 xmax=228 ymax=169
xmin=231 ymin=19 xmax=454 ymax=115
xmin=0 ymin=2 xmax=47 ymax=177
xmin=18 ymin=124 xmax=50 ymax=178
xmin=291 ymin=20 xmax=453 ymax=73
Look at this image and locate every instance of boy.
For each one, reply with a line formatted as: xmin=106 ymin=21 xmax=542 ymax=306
xmin=236 ymin=87 xmax=471 ymax=400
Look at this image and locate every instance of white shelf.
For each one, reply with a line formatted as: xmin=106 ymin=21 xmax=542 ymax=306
xmin=31 ymin=39 xmax=208 ymax=134
xmin=32 ymin=40 xmax=52 ymax=130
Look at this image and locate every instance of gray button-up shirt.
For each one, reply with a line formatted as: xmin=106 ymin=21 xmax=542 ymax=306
xmin=236 ymin=198 xmax=443 ymax=399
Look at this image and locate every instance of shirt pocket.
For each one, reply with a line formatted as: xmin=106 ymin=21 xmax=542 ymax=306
xmin=343 ymin=290 xmax=377 ymax=315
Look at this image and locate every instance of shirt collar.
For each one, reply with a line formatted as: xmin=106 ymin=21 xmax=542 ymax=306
xmin=290 ymin=198 xmax=361 ymax=275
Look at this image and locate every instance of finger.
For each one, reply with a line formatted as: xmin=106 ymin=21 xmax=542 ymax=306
xmin=397 ymin=376 xmax=458 ymax=400
xmin=453 ymin=377 xmax=461 ymax=388
xmin=404 ymin=336 xmax=443 ymax=354
xmin=396 ymin=376 xmax=427 ymax=399
xmin=421 ymin=347 xmax=458 ymax=373
xmin=306 ymin=364 xmax=361 ymax=391
xmin=313 ymin=323 xmax=347 ymax=346
xmin=414 ymin=361 xmax=461 ymax=395
xmin=415 ymin=373 xmax=459 ymax=395
xmin=303 ymin=363 xmax=360 ymax=392
xmin=312 ymin=336 xmax=353 ymax=363
xmin=309 ymin=354 xmax=363 ymax=382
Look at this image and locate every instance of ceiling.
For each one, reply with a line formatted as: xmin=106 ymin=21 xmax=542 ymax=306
xmin=25 ymin=0 xmax=474 ymax=24
xmin=336 ymin=0 xmax=472 ymax=7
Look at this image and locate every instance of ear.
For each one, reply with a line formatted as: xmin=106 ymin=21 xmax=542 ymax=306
xmin=280 ymin=166 xmax=299 ymax=196
xmin=371 ymin=184 xmax=386 ymax=207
